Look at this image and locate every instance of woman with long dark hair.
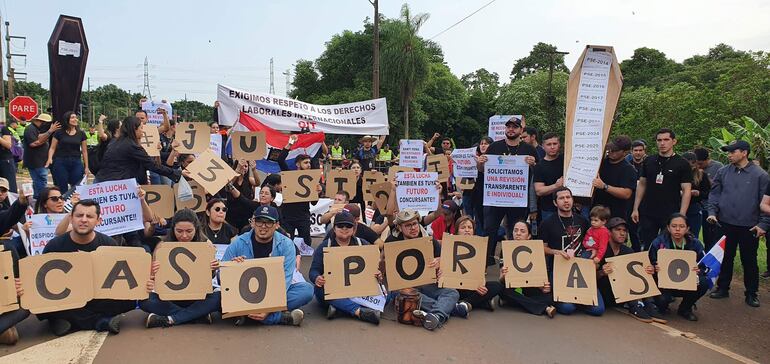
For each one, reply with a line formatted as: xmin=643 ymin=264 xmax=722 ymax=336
xmin=46 ymin=111 xmax=88 ymax=192
xmin=203 ymin=198 xmax=237 ymax=244
xmin=141 ymin=208 xmax=221 ymax=328
xmin=94 ymin=116 xmax=182 ymax=185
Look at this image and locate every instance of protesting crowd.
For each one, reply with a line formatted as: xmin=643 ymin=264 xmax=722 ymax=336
xmin=0 ymin=102 xmax=767 ymax=346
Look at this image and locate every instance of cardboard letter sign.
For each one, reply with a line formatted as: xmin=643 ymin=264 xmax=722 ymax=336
xmin=657 ymin=249 xmax=697 ymax=291
xmin=154 ymin=242 xmax=215 ymax=300
xmin=369 ymin=182 xmax=393 ymax=215
xmin=281 ymin=169 xmax=322 ymax=203
xmin=20 ymin=253 xmax=94 ymax=314
xmin=175 ymin=122 xmax=210 ymax=153
xmin=174 ymin=179 xmax=206 ymax=212
xmin=140 ymin=124 xmax=161 ymax=157
xmin=606 ymin=252 xmax=661 ymax=303
xmin=186 ymin=150 xmax=239 ymax=195
xmin=142 ymin=185 xmax=175 ymax=219
xmin=327 ymin=169 xmax=358 ymax=201
xmin=220 ymin=257 xmax=287 ymax=319
xmin=231 ymin=131 xmax=266 ymax=160
xmin=323 ymin=245 xmax=381 ymax=300
xmin=387 ymin=166 xmax=413 ymax=183
xmin=0 ymin=250 xmax=17 ymax=308
xmin=425 ymin=155 xmax=450 ymax=183
xmin=383 ymin=238 xmax=436 ymax=291
xmin=362 ymin=170 xmax=386 ymax=202
xmin=457 ymin=178 xmax=475 ymax=191
xmin=553 ymin=256 xmax=597 ymax=306
xmin=501 ymin=240 xmax=548 ymax=288
xmin=92 ymin=247 xmax=151 ymax=300
xmin=438 ymin=234 xmax=487 ymax=290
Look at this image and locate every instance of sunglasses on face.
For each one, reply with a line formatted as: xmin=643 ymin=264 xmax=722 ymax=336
xmin=335 ymin=223 xmax=354 ymax=230
xmin=48 ymin=196 xmax=63 ymax=202
xmin=213 ymin=206 xmax=228 ymax=213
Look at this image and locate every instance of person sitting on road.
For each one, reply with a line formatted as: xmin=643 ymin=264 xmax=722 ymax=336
xmin=454 ymin=216 xmax=502 ymax=311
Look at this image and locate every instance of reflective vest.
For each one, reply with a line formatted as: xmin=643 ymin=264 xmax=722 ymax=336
xmin=86 ymin=131 xmax=99 ymax=146
xmin=377 ymin=149 xmax=392 ymax=161
xmin=330 ymin=146 xmax=343 ymax=160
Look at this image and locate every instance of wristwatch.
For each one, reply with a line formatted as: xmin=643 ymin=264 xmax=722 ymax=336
xmin=603 ymin=183 xmax=609 ymax=191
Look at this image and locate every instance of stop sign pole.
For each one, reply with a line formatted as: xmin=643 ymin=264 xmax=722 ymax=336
xmin=8 ymin=96 xmax=39 ymax=122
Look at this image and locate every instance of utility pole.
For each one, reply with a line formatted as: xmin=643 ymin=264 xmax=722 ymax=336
xmin=0 ymin=15 xmax=5 ymax=108
xmin=282 ymin=69 xmax=291 ymax=96
xmin=369 ymin=0 xmax=380 ymax=98
xmin=142 ymin=57 xmax=152 ymax=100
xmin=5 ymin=21 xmax=27 ymax=100
xmin=269 ymin=58 xmax=275 ymax=95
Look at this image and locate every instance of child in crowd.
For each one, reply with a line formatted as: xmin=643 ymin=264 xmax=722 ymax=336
xmin=581 ymin=206 xmax=610 ymax=263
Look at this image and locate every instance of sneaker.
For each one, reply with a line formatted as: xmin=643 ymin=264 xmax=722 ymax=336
xmin=643 ymin=304 xmax=668 ymax=324
xmin=357 ymin=308 xmax=380 ymax=325
xmin=761 ymin=271 xmax=770 ymax=279
xmin=488 ymin=297 xmax=497 ymax=312
xmin=0 ymin=327 xmax=18 ymax=345
xmin=422 ymin=312 xmax=441 ymax=331
xmin=629 ymin=303 xmax=653 ymax=323
xmin=326 ymin=305 xmax=337 ymax=320
xmin=709 ymin=290 xmax=729 ymax=299
xmin=412 ymin=309 xmax=427 ymax=320
xmin=106 ymin=316 xmax=121 ymax=335
xmin=234 ymin=316 xmax=247 ymax=326
xmin=746 ymin=295 xmax=760 ymax=308
xmin=50 ymin=319 xmax=72 ymax=337
xmin=452 ymin=301 xmax=472 ymax=318
xmin=193 ymin=313 xmax=213 ymax=325
xmin=279 ymin=309 xmax=304 ymax=326
xmin=545 ymin=306 xmax=556 ymax=319
xmin=146 ymin=314 xmax=172 ymax=328
xmin=677 ymin=310 xmax=698 ymax=321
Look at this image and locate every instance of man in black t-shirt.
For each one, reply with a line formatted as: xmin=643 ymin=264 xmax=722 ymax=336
xmin=479 ymin=116 xmax=538 ymax=266
xmin=534 ymin=132 xmax=564 ymax=223
xmin=23 ymin=114 xmax=61 ymax=198
xmin=631 ymin=129 xmax=692 ymax=250
xmin=277 ymin=135 xmax=320 ymax=249
xmin=26 ymin=200 xmax=137 ymax=336
xmin=592 ymin=136 xmax=637 ymax=219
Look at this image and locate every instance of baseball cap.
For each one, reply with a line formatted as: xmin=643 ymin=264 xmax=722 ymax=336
xmin=33 ymin=113 xmax=53 ymax=122
xmin=607 ymin=217 xmax=628 ymax=230
xmin=504 ymin=116 xmax=522 ymax=127
xmin=333 ymin=211 xmax=356 ymax=227
xmin=253 ymin=205 xmax=279 ymax=221
xmin=721 ymin=140 xmax=750 ymax=153
xmin=342 ymin=203 xmax=361 ymax=218
xmin=394 ymin=209 xmax=420 ymax=225
xmin=0 ymin=178 xmax=8 ymax=191
xmin=440 ymin=200 xmax=458 ymax=213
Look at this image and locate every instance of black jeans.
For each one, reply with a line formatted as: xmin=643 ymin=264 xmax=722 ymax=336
xmin=484 ymin=206 xmax=527 ymax=263
xmin=0 ymin=308 xmax=29 ymax=332
xmin=654 ymin=274 xmax=709 ymax=313
xmin=639 ymin=214 xmax=669 ymax=251
xmin=499 ymin=287 xmax=554 ymax=315
xmin=701 ymin=210 xmax=719 ymax=250
xmin=715 ymin=223 xmax=759 ymax=296
xmin=37 ymin=299 xmax=136 ymax=331
xmin=458 ymin=281 xmax=503 ymax=309
xmin=282 ymin=218 xmax=312 ymax=248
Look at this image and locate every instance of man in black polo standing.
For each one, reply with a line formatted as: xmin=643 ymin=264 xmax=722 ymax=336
xmin=707 ymin=140 xmax=768 ymax=307
xmin=592 ymin=136 xmax=637 ymax=219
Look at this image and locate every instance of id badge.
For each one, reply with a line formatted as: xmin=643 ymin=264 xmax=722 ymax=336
xmin=655 ymin=172 xmax=664 ymax=184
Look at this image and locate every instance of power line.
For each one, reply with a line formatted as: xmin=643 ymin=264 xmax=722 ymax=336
xmin=429 ymin=0 xmax=496 ymax=41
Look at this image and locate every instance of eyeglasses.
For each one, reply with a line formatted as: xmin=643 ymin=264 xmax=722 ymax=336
xmin=401 ymin=221 xmax=420 ymax=229
xmin=213 ymin=207 xmax=228 ymax=213
xmin=250 ymin=218 xmax=275 ymax=228
xmin=47 ymin=196 xmax=63 ymax=202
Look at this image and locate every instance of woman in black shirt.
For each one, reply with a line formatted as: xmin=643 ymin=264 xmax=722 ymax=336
xmin=46 ymin=111 xmax=88 ymax=192
xmin=203 ymin=198 xmax=237 ymax=244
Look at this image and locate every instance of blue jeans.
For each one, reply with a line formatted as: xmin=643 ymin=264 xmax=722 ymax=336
xmin=139 ymin=292 xmax=221 ymax=324
xmin=263 ymin=282 xmax=314 ymax=325
xmin=28 ymin=167 xmax=48 ymax=198
xmin=314 ymin=287 xmax=361 ymax=316
xmin=0 ymin=159 xmax=17 ymax=193
xmin=555 ymin=289 xmax=605 ymax=316
xmin=148 ymin=171 xmax=162 ymax=185
xmin=461 ymin=195 xmax=474 ymax=217
xmin=417 ymin=284 xmax=459 ymax=322
xmin=484 ymin=206 xmax=527 ymax=263
xmin=686 ymin=206 xmax=702 ymax=240
xmin=51 ymin=156 xmax=84 ymax=193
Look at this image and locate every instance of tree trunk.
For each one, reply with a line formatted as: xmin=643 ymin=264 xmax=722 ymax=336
xmin=404 ymin=97 xmax=410 ymax=139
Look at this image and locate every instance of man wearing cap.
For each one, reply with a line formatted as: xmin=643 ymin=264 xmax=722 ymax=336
xmin=592 ymin=135 xmax=637 ymax=219
xmin=707 ymin=140 xmax=768 ymax=307
xmin=478 ymin=116 xmax=538 ymax=265
xmin=223 ymin=205 xmax=314 ymax=326
xmin=597 ymin=217 xmax=665 ymax=323
xmin=354 ymin=135 xmax=385 ymax=171
xmin=23 ymin=113 xmax=62 ymax=198
xmin=385 ymin=209 xmax=465 ymax=330
xmin=309 ymin=211 xmax=382 ymax=325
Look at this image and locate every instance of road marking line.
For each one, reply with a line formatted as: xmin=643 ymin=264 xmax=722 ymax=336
xmin=613 ymin=308 xmax=758 ymax=364
xmin=0 ymin=330 xmax=107 ymax=364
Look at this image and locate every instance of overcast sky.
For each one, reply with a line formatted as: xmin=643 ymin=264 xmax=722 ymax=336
xmin=4 ymin=0 xmax=770 ymax=104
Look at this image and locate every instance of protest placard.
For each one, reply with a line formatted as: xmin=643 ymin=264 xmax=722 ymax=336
xmin=488 ymin=115 xmax=522 ymax=141
xmin=220 ymin=257 xmax=287 ymax=318
xmin=175 ymin=122 xmax=210 ymax=154
xmin=28 ymin=214 xmax=67 ymax=256
xmin=20 ymin=252 xmax=94 ymax=314
xmin=606 ymin=252 xmax=661 ymax=303
xmin=425 ymin=155 xmax=450 ymax=183
xmin=217 ymin=84 xmax=389 ymax=135
xmin=186 ymin=150 xmax=239 ymax=195
xmin=139 ymin=124 xmax=160 ymax=157
xmin=174 ymin=179 xmax=206 ymax=212
xmin=369 ymin=182 xmax=394 ymax=215
xmin=310 ymin=198 xmax=333 ymax=236
xmin=657 ymin=249 xmax=697 ymax=291
xmin=327 ymin=169 xmax=357 ymax=200
xmin=387 ymin=166 xmax=413 ymax=183
xmin=399 ymin=140 xmax=424 ymax=168
xmin=350 ymin=289 xmax=387 ymax=312
xmin=323 ymin=245 xmax=381 ymax=300
xmin=281 ymin=170 xmax=322 ymax=203
xmin=76 ymin=179 xmax=144 ymax=236
xmin=210 ymin=134 xmax=223 ymax=157
xmin=383 ymin=237 xmax=436 ymax=291
xmin=483 ymin=155 xmax=529 ymax=207
xmin=438 ymin=234 xmax=487 ymax=290
xmin=91 ymin=246 xmax=151 ymax=300
xmin=501 ymin=240 xmax=548 ymax=288
xmin=553 ymin=256 xmax=597 ymax=306
xmin=154 ymin=242 xmax=215 ymax=301
xmin=457 ymin=177 xmax=475 ymax=191
xmin=141 ymin=100 xmax=172 ymax=127
xmin=451 ymin=147 xmax=478 ymax=179
xmin=0 ymin=250 xmax=16 ymax=307
xmin=231 ymin=131 xmax=267 ymax=160
xmin=362 ymin=170 xmax=386 ymax=201
xmin=396 ymin=172 xmax=439 ymax=211
xmin=141 ymin=185 xmax=175 ymax=219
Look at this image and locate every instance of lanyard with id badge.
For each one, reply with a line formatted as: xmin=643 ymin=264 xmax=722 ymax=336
xmin=655 ymin=156 xmax=670 ymax=185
